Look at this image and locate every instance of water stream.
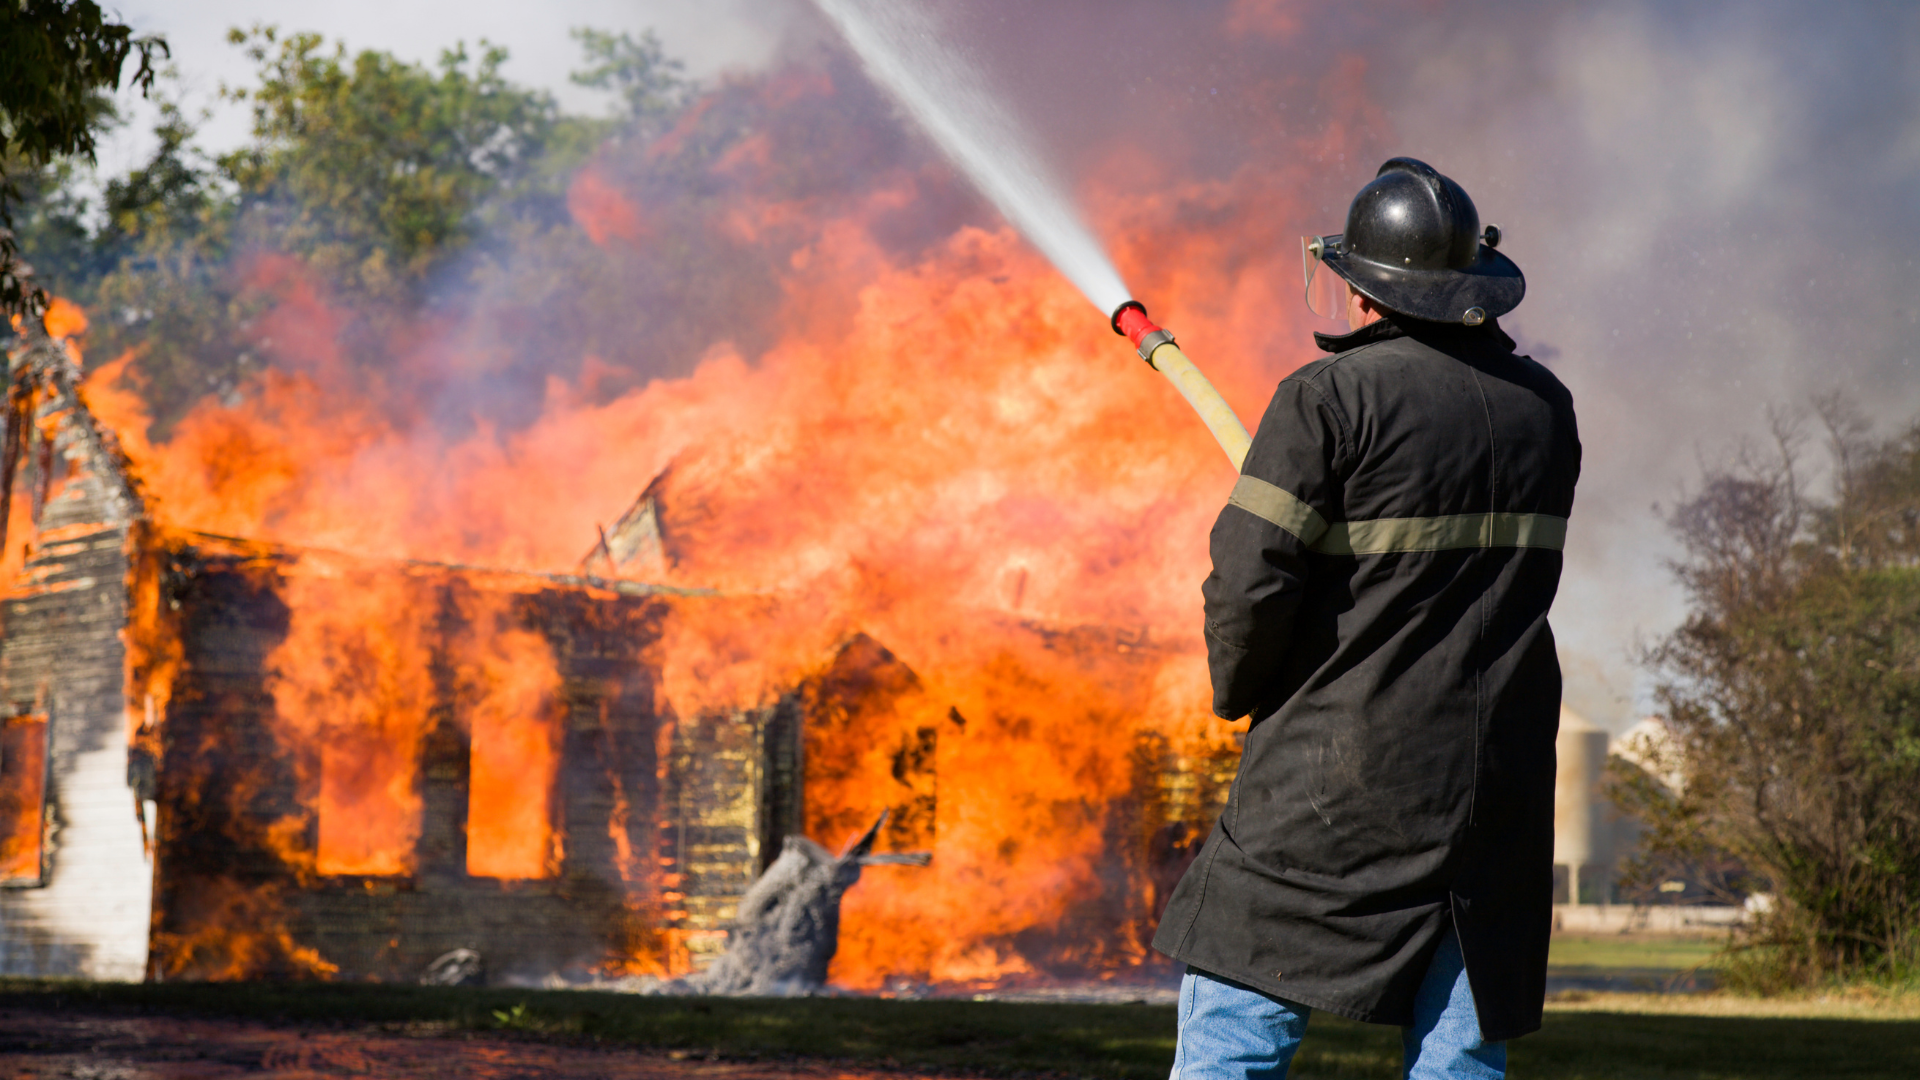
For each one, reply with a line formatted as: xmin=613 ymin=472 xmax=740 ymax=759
xmin=812 ymin=0 xmax=1132 ymax=316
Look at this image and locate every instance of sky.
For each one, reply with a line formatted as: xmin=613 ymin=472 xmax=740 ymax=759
xmin=90 ymin=1 xmax=1920 ymax=731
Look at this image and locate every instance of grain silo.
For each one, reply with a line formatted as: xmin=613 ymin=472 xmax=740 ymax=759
xmin=1553 ymin=705 xmax=1612 ymax=904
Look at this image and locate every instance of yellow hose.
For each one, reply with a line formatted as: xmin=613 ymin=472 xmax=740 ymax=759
xmin=1143 ymin=341 xmax=1251 ymax=471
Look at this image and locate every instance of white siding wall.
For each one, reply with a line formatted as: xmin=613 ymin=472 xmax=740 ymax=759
xmin=0 ymin=383 xmax=152 ymax=980
xmin=0 ymin=740 xmax=153 ymax=980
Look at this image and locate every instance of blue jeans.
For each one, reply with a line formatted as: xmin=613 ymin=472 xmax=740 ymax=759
xmin=1170 ymin=930 xmax=1505 ymax=1080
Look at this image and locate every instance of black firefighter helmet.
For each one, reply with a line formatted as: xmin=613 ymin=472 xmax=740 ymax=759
xmin=1302 ymin=157 xmax=1523 ymax=326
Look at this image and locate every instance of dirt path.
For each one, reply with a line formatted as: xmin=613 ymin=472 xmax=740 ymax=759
xmin=0 ymin=1007 xmax=924 ymax=1080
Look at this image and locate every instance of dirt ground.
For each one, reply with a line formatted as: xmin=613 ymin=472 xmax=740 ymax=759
xmin=0 ymin=1006 xmax=928 ymax=1080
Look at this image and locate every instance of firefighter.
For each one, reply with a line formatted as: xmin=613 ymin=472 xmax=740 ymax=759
xmin=1153 ymin=157 xmax=1580 ymax=1079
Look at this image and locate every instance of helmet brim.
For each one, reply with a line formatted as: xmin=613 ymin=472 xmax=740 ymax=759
xmin=1320 ymin=234 xmax=1525 ymax=324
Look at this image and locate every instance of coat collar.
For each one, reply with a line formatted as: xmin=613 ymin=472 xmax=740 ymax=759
xmin=1314 ymin=315 xmax=1517 ymax=355
xmin=1313 ymin=319 xmax=1406 ymax=353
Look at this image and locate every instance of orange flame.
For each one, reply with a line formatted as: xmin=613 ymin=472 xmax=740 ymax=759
xmin=41 ymin=296 xmax=87 ymax=342
xmin=0 ymin=713 xmax=49 ymax=880
xmin=151 ymin=876 xmax=340 ymax=981
xmin=569 ymin=166 xmax=645 ymax=247
xmin=268 ymin=564 xmax=438 ymax=877
xmin=454 ymin=588 xmax=564 ymax=880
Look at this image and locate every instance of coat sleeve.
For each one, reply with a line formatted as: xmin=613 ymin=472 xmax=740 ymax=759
xmin=1201 ymin=374 xmax=1349 ymax=719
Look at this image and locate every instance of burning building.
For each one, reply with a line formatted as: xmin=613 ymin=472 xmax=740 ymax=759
xmin=0 ymin=322 xmax=791 ymax=981
xmin=0 ymin=319 xmax=1240 ymax=986
xmin=0 ymin=15 xmax=1421 ymax=989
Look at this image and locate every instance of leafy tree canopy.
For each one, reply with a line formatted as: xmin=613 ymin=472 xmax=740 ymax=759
xmin=570 ymin=27 xmax=688 ymax=129
xmin=0 ymin=0 xmax=164 ymax=316
xmin=219 ymin=26 xmax=567 ymax=300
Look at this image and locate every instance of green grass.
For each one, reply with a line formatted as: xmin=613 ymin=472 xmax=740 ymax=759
xmin=1548 ymin=935 xmax=1725 ymax=971
xmin=3 ymin=978 xmax=1918 ymax=1079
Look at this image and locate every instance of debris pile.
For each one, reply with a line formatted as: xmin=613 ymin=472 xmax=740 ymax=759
xmin=690 ymin=813 xmax=929 ymax=996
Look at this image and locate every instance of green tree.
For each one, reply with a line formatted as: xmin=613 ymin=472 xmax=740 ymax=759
xmin=1623 ymin=399 xmax=1920 ymax=989
xmin=7 ymin=74 xmax=217 ymax=300
xmin=7 ymin=151 xmax=100 ymax=289
xmin=0 ymin=0 xmax=164 ymax=316
xmin=67 ymin=87 xmax=254 ymax=435
xmin=99 ymin=95 xmax=219 ymax=251
xmin=569 ymin=27 xmax=687 ymax=130
xmin=219 ymin=26 xmax=568 ymax=300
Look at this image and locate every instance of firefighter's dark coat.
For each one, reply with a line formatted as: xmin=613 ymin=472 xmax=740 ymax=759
xmin=1152 ymin=316 xmax=1580 ymax=1041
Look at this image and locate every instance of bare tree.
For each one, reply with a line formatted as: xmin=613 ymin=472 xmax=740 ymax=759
xmin=1623 ymin=402 xmax=1920 ymax=989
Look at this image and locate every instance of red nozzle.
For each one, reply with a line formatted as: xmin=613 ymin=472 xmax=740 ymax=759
xmin=1111 ymin=300 xmax=1162 ymax=350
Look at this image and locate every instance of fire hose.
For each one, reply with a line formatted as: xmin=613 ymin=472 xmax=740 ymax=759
xmin=1111 ymin=302 xmax=1252 ymax=471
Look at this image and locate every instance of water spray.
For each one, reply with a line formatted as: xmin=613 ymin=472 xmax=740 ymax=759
xmin=814 ymin=0 xmax=1252 ymax=471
